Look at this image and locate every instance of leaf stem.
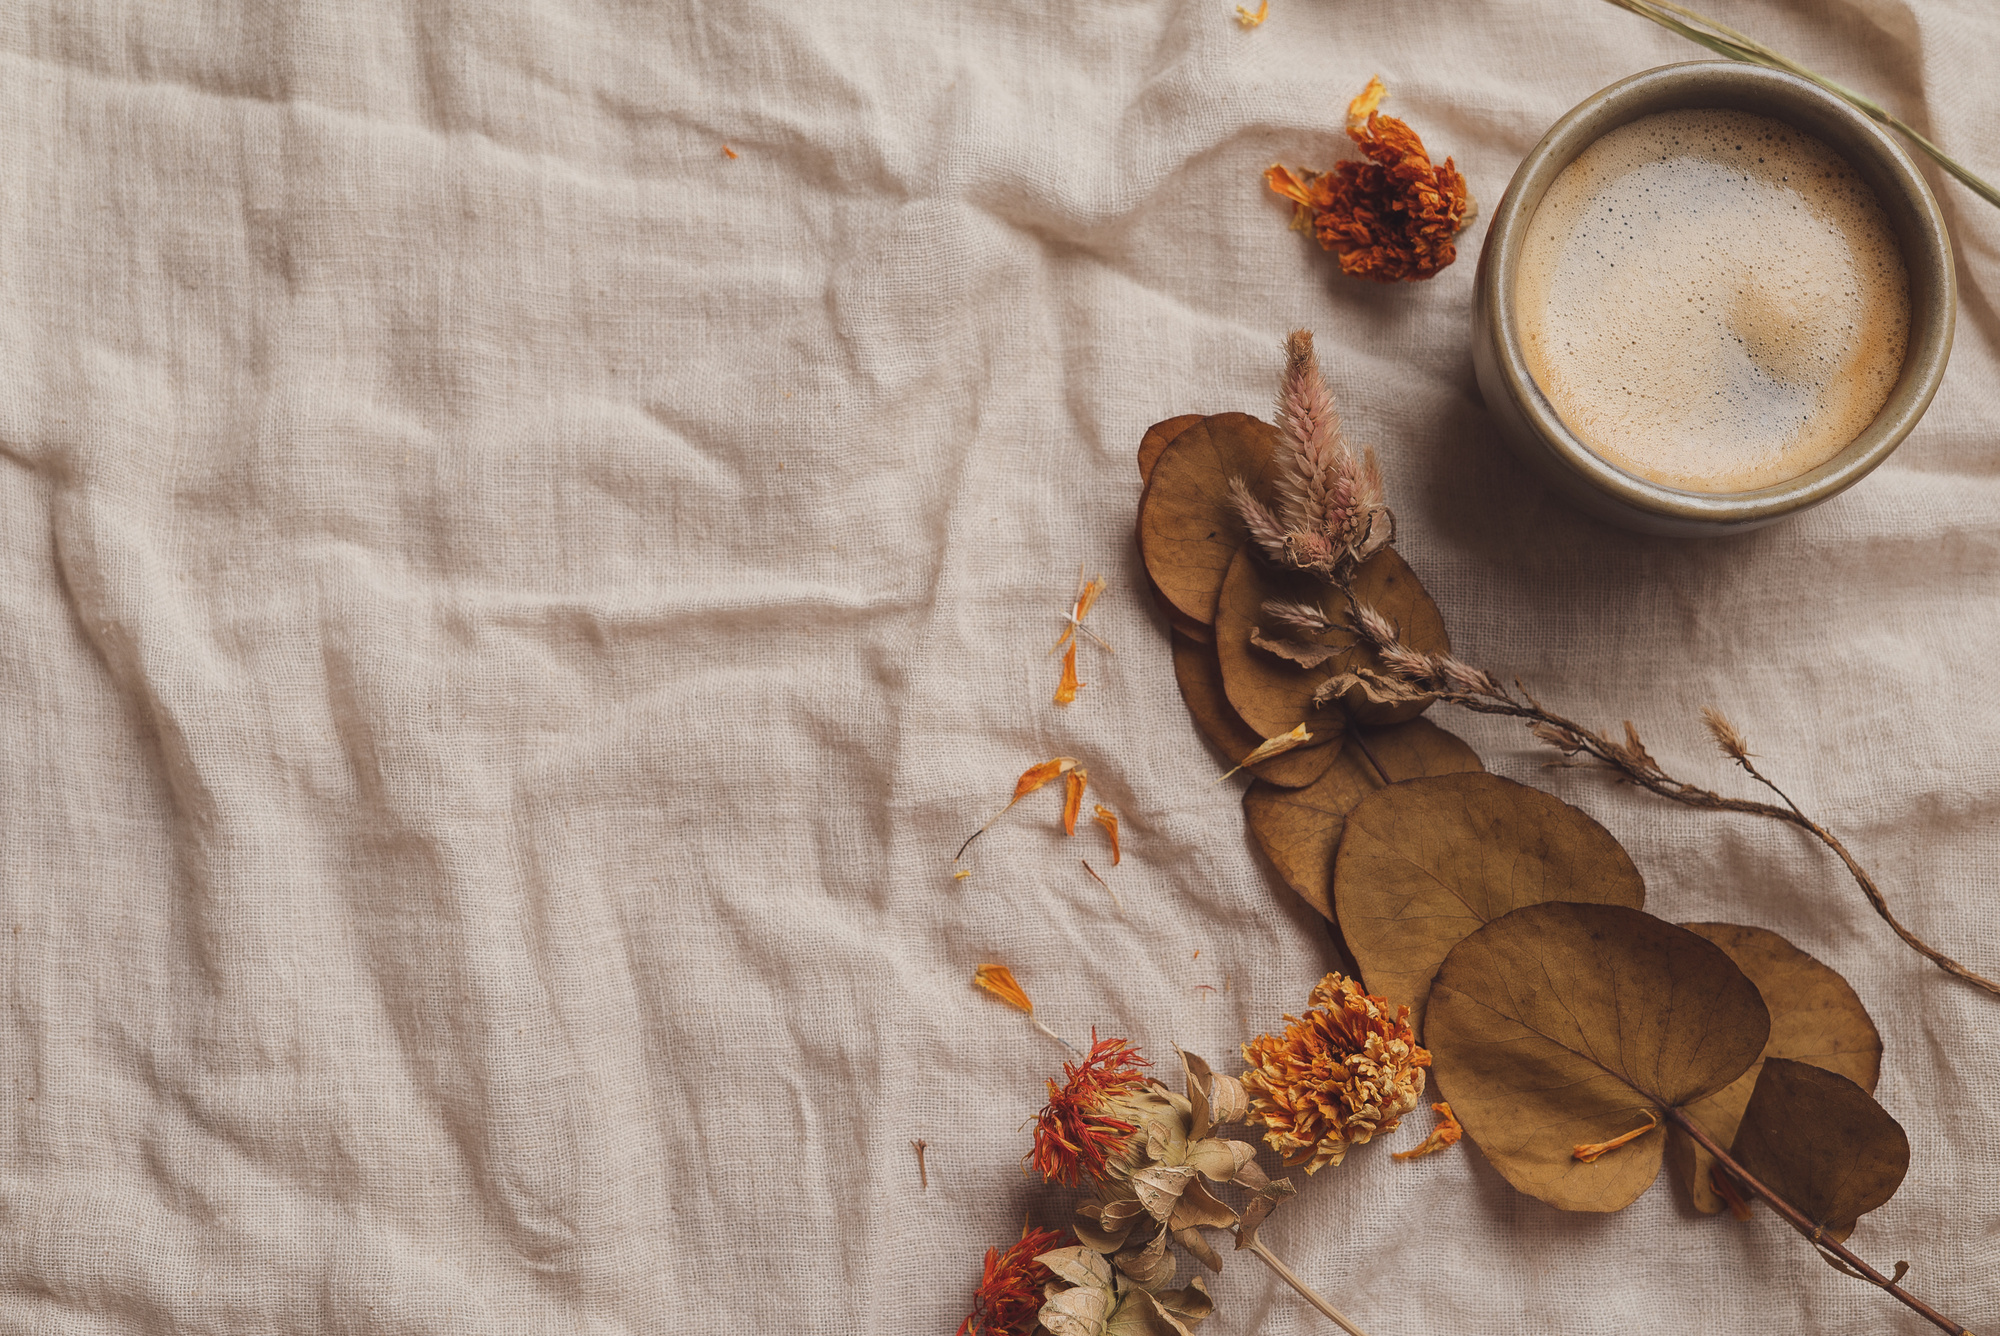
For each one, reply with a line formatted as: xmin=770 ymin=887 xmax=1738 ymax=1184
xmin=1244 ymin=1238 xmax=1371 ymax=1336
xmin=1660 ymin=1106 xmax=1973 ymax=1335
xmin=1347 ymin=731 xmax=1393 ymax=787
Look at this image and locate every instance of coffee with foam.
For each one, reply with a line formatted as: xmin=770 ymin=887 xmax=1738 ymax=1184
xmin=1515 ymin=109 xmax=1909 ymax=494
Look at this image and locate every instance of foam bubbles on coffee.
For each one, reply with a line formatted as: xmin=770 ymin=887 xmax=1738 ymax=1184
xmin=1515 ymin=109 xmax=1909 ymax=494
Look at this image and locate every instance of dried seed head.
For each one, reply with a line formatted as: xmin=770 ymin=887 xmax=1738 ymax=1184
xmin=1260 ymin=597 xmax=1336 ymax=636
xmin=1702 ymin=706 xmax=1753 ymax=764
xmin=1351 ymin=600 xmax=1400 ymax=649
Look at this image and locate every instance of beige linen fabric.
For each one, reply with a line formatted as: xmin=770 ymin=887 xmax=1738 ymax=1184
xmin=1 ymin=1 xmax=1996 ymax=1331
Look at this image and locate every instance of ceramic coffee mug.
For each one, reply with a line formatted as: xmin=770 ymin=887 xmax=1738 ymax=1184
xmin=1471 ymin=61 xmax=1956 ymax=537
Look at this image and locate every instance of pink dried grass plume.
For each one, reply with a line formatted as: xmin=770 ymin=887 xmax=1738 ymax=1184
xmin=1230 ymin=331 xmax=1394 ymax=583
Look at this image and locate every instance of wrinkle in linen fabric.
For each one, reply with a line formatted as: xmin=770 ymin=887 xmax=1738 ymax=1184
xmin=0 ymin=2 xmax=1996 ymax=1334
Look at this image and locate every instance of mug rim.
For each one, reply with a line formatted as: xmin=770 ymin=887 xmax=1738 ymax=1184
xmin=1477 ymin=60 xmax=1956 ymax=529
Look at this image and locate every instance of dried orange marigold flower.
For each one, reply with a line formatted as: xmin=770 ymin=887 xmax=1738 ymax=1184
xmin=1239 ymin=971 xmax=1431 ymax=1173
xmin=958 ymin=1221 xmax=1065 ymax=1336
xmin=1265 ymin=76 xmax=1470 ymax=283
xmin=1030 ymin=1033 xmax=1153 ymax=1186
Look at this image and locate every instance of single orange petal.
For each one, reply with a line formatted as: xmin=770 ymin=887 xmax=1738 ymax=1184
xmin=1347 ymin=74 xmax=1387 ymax=127
xmin=1573 ymin=1111 xmax=1660 ymax=1163
xmin=1234 ymin=0 xmax=1269 ymax=27
xmin=1073 ymin=575 xmax=1106 ymax=624
xmin=1062 ymin=768 xmax=1087 ymax=836
xmin=1393 ymin=1102 xmax=1464 ymax=1161
xmin=1092 ymin=805 xmax=1121 ymax=865
xmin=1217 ymin=723 xmax=1312 ymax=781
xmin=1263 ymin=163 xmax=1318 ymax=208
xmin=973 ymin=963 xmax=1035 ymax=1016
xmin=1011 ymin=757 xmax=1078 ymax=806
xmin=1054 ymin=641 xmax=1082 ymax=706
xmin=1710 ymin=1164 xmax=1755 ymax=1221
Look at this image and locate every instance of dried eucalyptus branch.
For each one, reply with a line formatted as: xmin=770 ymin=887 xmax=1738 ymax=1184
xmin=1601 ymin=0 xmax=2000 ymax=211
xmin=1329 ymin=593 xmax=2000 ymax=998
xmin=1662 ymin=1106 xmax=1973 ymax=1335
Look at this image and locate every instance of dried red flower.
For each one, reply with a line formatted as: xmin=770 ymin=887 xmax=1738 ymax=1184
xmin=1029 ymin=1033 xmax=1152 ymax=1186
xmin=1265 ymin=77 xmax=1470 ymax=283
xmin=958 ymin=1221 xmax=1065 ymax=1336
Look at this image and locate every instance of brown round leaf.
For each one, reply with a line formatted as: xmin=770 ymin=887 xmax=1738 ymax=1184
xmin=1137 ymin=413 xmax=1205 ymax=484
xmin=1148 ymin=571 xmax=1213 ymax=644
xmin=1170 ymin=633 xmax=1338 ymax=788
xmin=1730 ymin=1058 xmax=1908 ymax=1240
xmin=1665 ymin=924 xmax=1882 ymax=1216
xmin=1214 ymin=545 xmax=1449 ymax=737
xmin=1427 ymin=903 xmax=1770 ymax=1214
xmin=1243 ymin=719 xmax=1483 ymax=918
xmin=1137 ymin=414 xmax=1280 ymax=626
xmin=1334 ymin=772 xmax=1645 ymax=1032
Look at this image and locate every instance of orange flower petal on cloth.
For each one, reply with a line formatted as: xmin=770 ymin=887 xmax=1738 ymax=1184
xmin=1235 ymin=0 xmax=1269 ymax=26
xmin=1062 ymin=768 xmax=1087 ymax=835
xmin=974 ymin=964 xmax=1037 ymax=1016
xmin=1091 ymin=805 xmax=1120 ymax=865
xmin=1392 ymin=1102 xmax=1464 ymax=1161
xmin=1012 ymin=757 xmax=1078 ymax=805
xmin=1054 ymin=640 xmax=1082 ymax=706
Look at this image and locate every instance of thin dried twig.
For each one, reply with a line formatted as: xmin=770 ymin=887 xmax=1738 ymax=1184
xmin=1341 ymin=592 xmax=2000 ymax=998
xmin=1664 ymin=1107 xmax=1970 ymax=1334
xmin=912 ymin=1138 xmax=929 ymax=1189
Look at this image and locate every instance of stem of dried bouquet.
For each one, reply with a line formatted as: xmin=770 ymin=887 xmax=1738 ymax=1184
xmin=1601 ymin=0 xmax=2000 ymax=211
xmin=1245 ymin=1239 xmax=1372 ymax=1336
xmin=1334 ymin=593 xmax=2000 ymax=998
xmin=1661 ymin=1107 xmax=1973 ymax=1335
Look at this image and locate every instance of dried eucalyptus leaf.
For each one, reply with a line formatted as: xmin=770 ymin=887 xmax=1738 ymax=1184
xmin=1244 ymin=718 xmax=1483 ymax=920
xmin=1215 ymin=545 xmax=1448 ymax=738
xmin=1233 ymin=1177 xmax=1296 ymax=1249
xmin=1130 ymin=1165 xmax=1196 ymax=1221
xmin=1138 ymin=415 xmax=1282 ymax=626
xmin=1730 ymin=1058 xmax=1909 ymax=1242
xmin=1151 ymin=575 xmax=1213 ymax=645
xmin=1426 ymin=902 xmax=1769 ymax=1213
xmin=1167 ymin=1176 xmax=1239 ymax=1233
xmin=1170 ymin=633 xmax=1340 ymax=788
xmin=1335 ymin=772 xmax=1644 ymax=1032
xmin=1138 ymin=413 xmax=1205 ymax=484
xmin=1041 ymin=1283 xmax=1112 ymax=1336
xmin=1113 ymin=1226 xmax=1176 ymax=1290
xmin=1665 ymin=924 xmax=1883 ymax=1216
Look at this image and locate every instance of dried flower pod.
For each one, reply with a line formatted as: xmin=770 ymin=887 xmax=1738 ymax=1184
xmin=1265 ymin=77 xmax=1472 ymax=282
xmin=958 ymin=1222 xmax=1065 ymax=1336
xmin=1240 ymin=972 xmax=1432 ymax=1173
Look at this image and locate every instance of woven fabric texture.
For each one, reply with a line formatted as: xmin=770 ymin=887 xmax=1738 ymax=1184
xmin=1 ymin=1 xmax=1996 ymax=1331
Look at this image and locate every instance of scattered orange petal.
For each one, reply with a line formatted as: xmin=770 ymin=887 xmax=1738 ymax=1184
xmin=1218 ymin=723 xmax=1312 ymax=780
xmin=1573 ymin=1111 xmax=1660 ymax=1163
xmin=1393 ymin=1102 xmax=1464 ymax=1161
xmin=1073 ymin=574 xmax=1106 ymax=624
xmin=1235 ymin=0 xmax=1269 ymax=26
xmin=1012 ymin=757 xmax=1079 ymax=805
xmin=1062 ymin=768 xmax=1087 ymax=835
xmin=953 ymin=868 xmax=972 ymax=881
xmin=1091 ymin=805 xmax=1121 ymax=865
xmin=1054 ymin=640 xmax=1082 ymax=706
xmin=1346 ymin=74 xmax=1386 ymax=126
xmin=722 ymin=144 xmax=738 ymax=159
xmin=973 ymin=964 xmax=1036 ymax=1016
xmin=957 ymin=758 xmax=1083 ymax=862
